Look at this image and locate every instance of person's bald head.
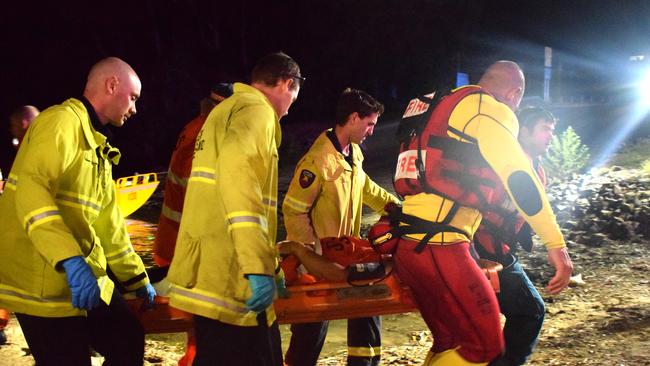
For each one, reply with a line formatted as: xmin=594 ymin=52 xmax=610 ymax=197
xmin=9 ymin=105 xmax=39 ymax=147
xmin=478 ymin=61 xmax=525 ymax=111
xmin=83 ymin=57 xmax=141 ymax=127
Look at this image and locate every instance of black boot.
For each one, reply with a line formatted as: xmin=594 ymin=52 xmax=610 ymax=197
xmin=0 ymin=329 xmax=7 ymax=345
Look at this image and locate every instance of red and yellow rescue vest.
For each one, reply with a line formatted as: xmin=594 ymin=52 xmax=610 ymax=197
xmin=394 ymin=86 xmax=503 ymax=214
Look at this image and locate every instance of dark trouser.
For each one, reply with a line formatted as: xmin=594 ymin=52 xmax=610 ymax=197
xmin=285 ymin=316 xmax=381 ymax=366
xmin=489 ymin=253 xmax=545 ymax=366
xmin=16 ymin=290 xmax=144 ymax=366
xmin=285 ymin=321 xmax=328 ymax=366
xmin=192 ymin=312 xmax=282 ymax=366
xmin=347 ymin=316 xmax=381 ymax=366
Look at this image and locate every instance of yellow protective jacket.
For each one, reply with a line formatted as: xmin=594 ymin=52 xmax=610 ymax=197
xmin=402 ymin=88 xmax=565 ymax=250
xmin=168 ymin=83 xmax=280 ymax=327
xmin=283 ymin=130 xmax=400 ymax=246
xmin=0 ymin=98 xmax=150 ymax=317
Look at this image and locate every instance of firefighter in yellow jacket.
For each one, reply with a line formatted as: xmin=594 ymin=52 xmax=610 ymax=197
xmin=283 ymin=88 xmax=400 ymax=366
xmin=0 ymin=57 xmax=155 ymax=365
xmin=167 ymin=52 xmax=303 ymax=366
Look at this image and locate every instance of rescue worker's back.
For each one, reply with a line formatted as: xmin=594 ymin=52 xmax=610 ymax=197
xmin=402 ymin=90 xmax=565 ymax=250
xmin=168 ymin=83 xmax=281 ymax=327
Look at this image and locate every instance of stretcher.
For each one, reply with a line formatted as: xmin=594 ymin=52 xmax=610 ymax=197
xmin=274 ymin=270 xmax=418 ymax=324
xmin=115 ymin=172 xmax=159 ymax=217
xmin=126 ymin=259 xmax=500 ymax=334
xmin=126 ymin=266 xmax=419 ymax=334
xmin=129 ymin=232 xmax=503 ymax=333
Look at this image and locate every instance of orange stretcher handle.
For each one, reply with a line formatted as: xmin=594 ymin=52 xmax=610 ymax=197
xmin=127 ymin=296 xmax=193 ymax=334
xmin=127 ymin=260 xmax=502 ymax=333
xmin=0 ymin=308 xmax=9 ymax=329
xmin=479 ymin=259 xmax=503 ymax=293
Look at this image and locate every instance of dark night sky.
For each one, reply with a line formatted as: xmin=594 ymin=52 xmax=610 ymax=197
xmin=1 ymin=0 xmax=648 ymax=176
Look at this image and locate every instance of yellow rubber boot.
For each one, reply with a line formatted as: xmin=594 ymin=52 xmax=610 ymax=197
xmin=423 ymin=348 xmax=488 ymax=366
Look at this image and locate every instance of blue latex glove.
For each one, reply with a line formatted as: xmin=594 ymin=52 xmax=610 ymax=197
xmin=245 ymin=275 xmax=276 ymax=313
xmin=62 ymin=256 xmax=101 ymax=310
xmin=135 ymin=283 xmax=157 ymax=310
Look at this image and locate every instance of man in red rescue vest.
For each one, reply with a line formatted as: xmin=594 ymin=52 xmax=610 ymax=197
xmin=474 ymin=107 xmax=558 ymax=366
xmin=152 ymin=82 xmax=232 ymax=366
xmin=388 ymin=61 xmax=573 ymax=366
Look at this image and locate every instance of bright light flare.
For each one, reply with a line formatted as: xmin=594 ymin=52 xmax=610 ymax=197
xmin=639 ymin=69 xmax=650 ymax=108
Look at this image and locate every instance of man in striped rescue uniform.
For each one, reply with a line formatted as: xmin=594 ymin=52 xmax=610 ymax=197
xmin=473 ymin=107 xmax=558 ymax=366
xmin=0 ymin=57 xmax=155 ymax=365
xmin=153 ymin=83 xmax=233 ymax=268
xmin=152 ymin=83 xmax=233 ymax=366
xmin=391 ymin=61 xmax=573 ymax=366
xmin=282 ymin=88 xmax=400 ymax=366
xmin=167 ymin=52 xmax=303 ymax=366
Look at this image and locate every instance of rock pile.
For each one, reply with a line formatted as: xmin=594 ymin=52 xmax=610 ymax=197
xmin=545 ymin=167 xmax=650 ymax=247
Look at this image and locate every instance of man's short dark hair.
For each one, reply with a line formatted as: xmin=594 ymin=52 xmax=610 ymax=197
xmin=211 ymin=83 xmax=233 ymax=99
xmin=335 ymin=88 xmax=384 ymax=126
xmin=251 ymin=52 xmax=301 ymax=90
xmin=517 ymin=107 xmax=556 ymax=130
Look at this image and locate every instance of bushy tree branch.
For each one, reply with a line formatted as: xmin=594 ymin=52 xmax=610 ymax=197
xmin=543 ymin=126 xmax=590 ymax=182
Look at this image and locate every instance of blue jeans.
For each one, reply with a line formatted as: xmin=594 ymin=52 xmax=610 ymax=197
xmin=489 ymin=254 xmax=545 ymax=366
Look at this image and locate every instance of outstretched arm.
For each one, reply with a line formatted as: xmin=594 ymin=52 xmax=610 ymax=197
xmin=455 ymin=94 xmax=573 ymax=293
xmin=277 ymin=240 xmax=346 ymax=282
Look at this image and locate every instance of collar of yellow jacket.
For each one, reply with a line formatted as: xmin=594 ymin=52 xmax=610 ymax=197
xmin=68 ymin=98 xmax=122 ymax=165
xmin=233 ymin=82 xmax=282 ymax=148
xmin=313 ymin=129 xmax=363 ymax=171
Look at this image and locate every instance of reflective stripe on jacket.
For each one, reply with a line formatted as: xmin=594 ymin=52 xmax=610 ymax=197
xmin=0 ymin=98 xmax=149 ymax=317
xmin=153 ymin=115 xmax=206 ymax=266
xmin=167 ymin=83 xmax=280 ymax=327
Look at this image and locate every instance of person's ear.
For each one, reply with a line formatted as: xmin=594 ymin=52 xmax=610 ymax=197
xmin=508 ymin=86 xmax=523 ymax=103
xmin=279 ymin=77 xmax=294 ymax=92
xmin=347 ymin=112 xmax=359 ymax=126
xmin=106 ymin=76 xmax=119 ymax=95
